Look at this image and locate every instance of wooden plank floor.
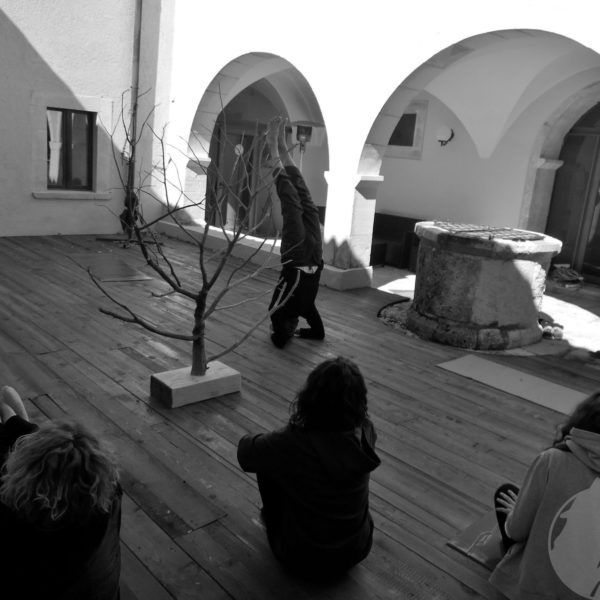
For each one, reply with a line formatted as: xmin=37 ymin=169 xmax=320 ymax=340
xmin=1 ymin=234 xmax=599 ymax=599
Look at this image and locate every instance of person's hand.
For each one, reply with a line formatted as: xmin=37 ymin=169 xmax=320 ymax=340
xmin=266 ymin=116 xmax=282 ymax=147
xmin=266 ymin=117 xmax=283 ymax=169
xmin=496 ymin=489 xmax=518 ymax=514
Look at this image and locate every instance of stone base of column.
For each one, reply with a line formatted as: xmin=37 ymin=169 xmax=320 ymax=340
xmin=321 ymin=264 xmax=373 ymax=290
xmin=157 ymin=220 xmax=375 ymax=291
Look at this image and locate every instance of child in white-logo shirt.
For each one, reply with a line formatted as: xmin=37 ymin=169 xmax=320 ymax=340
xmin=491 ymin=390 xmax=600 ymax=599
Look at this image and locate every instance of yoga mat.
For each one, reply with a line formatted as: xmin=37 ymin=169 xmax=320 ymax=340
xmin=447 ymin=510 xmax=505 ymax=570
xmin=438 ymin=355 xmax=587 ymax=415
xmin=71 ymin=253 xmax=152 ymax=282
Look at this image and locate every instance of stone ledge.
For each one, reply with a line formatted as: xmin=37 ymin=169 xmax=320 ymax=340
xmin=321 ymin=264 xmax=373 ymax=290
xmin=32 ymin=190 xmax=112 ymax=201
xmin=156 ymin=219 xmax=282 ymax=268
xmin=415 ymin=221 xmax=562 ymax=259
xmin=157 ymin=219 xmax=373 ymax=290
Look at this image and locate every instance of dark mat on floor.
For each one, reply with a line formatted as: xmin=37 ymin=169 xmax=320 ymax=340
xmin=70 ymin=253 xmax=152 ymax=282
xmin=447 ymin=510 xmax=505 ymax=570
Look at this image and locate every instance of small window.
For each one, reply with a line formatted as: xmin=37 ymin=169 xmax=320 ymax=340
xmin=389 ymin=113 xmax=417 ymax=147
xmin=385 ymin=100 xmax=428 ymax=160
xmin=47 ymin=108 xmax=94 ymax=189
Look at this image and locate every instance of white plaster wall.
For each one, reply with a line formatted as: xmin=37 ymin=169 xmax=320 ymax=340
xmin=377 ymin=94 xmax=486 ymax=223
xmin=377 ymin=61 xmax=600 ymax=228
xmin=376 ymin=92 xmax=542 ymax=226
xmin=0 ymin=0 xmax=149 ymax=237
xmin=2 ymin=0 xmax=600 ymax=237
xmin=165 ymin=0 xmax=600 ymax=246
xmin=301 ymin=140 xmax=329 ymax=211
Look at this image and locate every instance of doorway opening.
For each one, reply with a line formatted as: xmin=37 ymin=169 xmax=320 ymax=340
xmin=546 ymin=102 xmax=600 ymax=284
xmin=206 ymin=117 xmax=278 ymax=238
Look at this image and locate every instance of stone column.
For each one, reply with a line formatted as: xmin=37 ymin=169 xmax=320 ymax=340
xmin=321 ymin=172 xmax=384 ymax=290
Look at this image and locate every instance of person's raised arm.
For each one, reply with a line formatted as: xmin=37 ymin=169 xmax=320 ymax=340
xmin=278 ymin=119 xmax=297 ymax=168
xmin=266 ymin=116 xmax=285 ymax=173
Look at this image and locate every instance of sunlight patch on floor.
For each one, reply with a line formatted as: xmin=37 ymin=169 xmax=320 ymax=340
xmin=541 ymin=294 xmax=600 ymax=353
xmin=371 ymin=266 xmax=415 ymax=298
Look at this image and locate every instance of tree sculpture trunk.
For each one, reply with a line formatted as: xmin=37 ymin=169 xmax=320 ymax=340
xmin=191 ymin=293 xmax=207 ymax=376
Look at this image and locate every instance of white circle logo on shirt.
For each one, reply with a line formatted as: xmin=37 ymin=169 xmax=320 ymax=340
xmin=548 ymin=478 xmax=600 ymax=598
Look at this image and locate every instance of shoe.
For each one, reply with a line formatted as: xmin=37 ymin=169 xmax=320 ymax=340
xmin=296 ymin=328 xmax=325 ymax=340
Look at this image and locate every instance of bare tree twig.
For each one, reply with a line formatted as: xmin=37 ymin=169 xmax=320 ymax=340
xmin=207 ymin=270 xmax=300 ymax=363
xmin=89 ymin=269 xmax=193 ymax=340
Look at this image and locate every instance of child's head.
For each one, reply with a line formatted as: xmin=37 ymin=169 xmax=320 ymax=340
xmin=289 ymin=356 xmax=368 ymax=432
xmin=0 ymin=419 xmax=119 ymax=525
xmin=554 ymin=390 xmax=600 ymax=445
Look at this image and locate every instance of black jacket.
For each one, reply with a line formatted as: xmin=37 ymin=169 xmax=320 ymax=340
xmin=238 ymin=418 xmax=380 ymax=574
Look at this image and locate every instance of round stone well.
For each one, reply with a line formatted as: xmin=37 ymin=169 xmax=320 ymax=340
xmin=405 ymin=221 xmax=562 ymax=350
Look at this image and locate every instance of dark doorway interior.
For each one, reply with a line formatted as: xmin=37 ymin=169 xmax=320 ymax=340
xmin=206 ymin=118 xmax=277 ymax=238
xmin=546 ymin=102 xmax=600 ymax=283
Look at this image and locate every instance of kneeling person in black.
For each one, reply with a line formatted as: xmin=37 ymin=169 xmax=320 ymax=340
xmin=267 ymin=117 xmax=325 ymax=348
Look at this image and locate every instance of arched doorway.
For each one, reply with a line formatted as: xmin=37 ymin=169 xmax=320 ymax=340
xmin=184 ymin=53 xmax=328 ymax=238
xmin=545 ymin=102 xmax=600 ymax=283
xmin=360 ymin=30 xmax=600 ymax=274
xmin=206 ymin=85 xmax=283 ymax=237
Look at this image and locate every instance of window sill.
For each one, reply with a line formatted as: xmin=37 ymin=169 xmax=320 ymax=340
xmin=384 ymin=146 xmax=423 ymax=160
xmin=32 ymin=191 xmax=112 ymax=201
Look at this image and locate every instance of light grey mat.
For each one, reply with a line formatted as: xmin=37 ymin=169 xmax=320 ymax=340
xmin=447 ymin=510 xmax=504 ymax=570
xmin=438 ymin=355 xmax=587 ymax=414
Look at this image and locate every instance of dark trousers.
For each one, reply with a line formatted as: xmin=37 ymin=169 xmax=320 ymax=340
xmin=257 ymin=473 xmax=286 ymax=560
xmin=256 ymin=473 xmax=365 ymax=581
xmin=275 ymin=166 xmax=322 ymax=268
xmin=269 ymin=264 xmax=324 ymax=346
xmin=0 ymin=416 xmax=38 ymax=465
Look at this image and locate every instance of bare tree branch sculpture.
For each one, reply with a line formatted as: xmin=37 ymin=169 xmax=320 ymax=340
xmin=93 ymin=89 xmax=298 ymax=376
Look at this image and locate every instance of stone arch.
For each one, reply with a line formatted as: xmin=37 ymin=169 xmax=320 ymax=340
xmin=521 ymin=81 xmax=600 ymax=231
xmin=358 ymin=29 xmax=600 ymax=241
xmin=361 ymin=30 xmax=600 ymax=174
xmin=188 ymin=53 xmax=325 ymax=159
xmin=183 ymin=52 xmax=327 ymax=225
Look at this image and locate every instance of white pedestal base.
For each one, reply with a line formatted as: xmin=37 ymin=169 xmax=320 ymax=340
xmin=150 ymin=361 xmax=241 ymax=408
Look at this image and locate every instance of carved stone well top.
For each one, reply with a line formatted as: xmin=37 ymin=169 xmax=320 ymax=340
xmin=405 ymin=221 xmax=562 ymax=350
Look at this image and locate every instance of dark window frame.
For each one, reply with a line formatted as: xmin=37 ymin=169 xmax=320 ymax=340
xmin=385 ymin=100 xmax=428 ymax=160
xmin=389 ymin=113 xmax=417 ymax=147
xmin=47 ymin=107 xmax=94 ymax=190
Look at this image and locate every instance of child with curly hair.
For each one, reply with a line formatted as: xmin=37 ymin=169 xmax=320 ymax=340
xmin=0 ymin=385 xmax=122 ymax=600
